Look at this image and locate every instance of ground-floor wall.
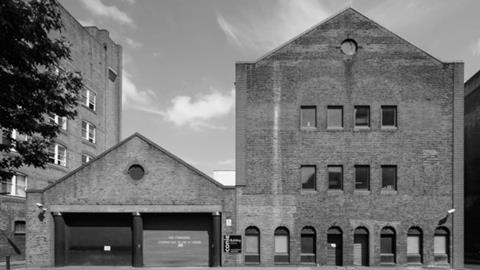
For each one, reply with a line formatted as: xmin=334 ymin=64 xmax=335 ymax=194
xmin=0 ymin=196 xmax=26 ymax=262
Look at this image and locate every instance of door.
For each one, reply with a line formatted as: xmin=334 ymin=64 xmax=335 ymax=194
xmin=353 ymin=227 xmax=369 ymax=266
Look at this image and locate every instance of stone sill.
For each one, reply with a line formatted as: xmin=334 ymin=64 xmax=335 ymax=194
xmin=354 ymin=126 xmax=370 ymax=131
xmin=82 ymin=140 xmax=97 ymax=148
xmin=327 ymin=189 xmax=344 ymax=195
xmin=354 ymin=190 xmax=371 ymax=195
xmin=47 ymin=163 xmax=69 ymax=173
xmin=300 ymin=127 xmax=317 ymax=131
xmin=381 ymin=126 xmax=398 ymax=131
xmin=81 ymin=104 xmax=97 ymax=114
xmin=327 ymin=127 xmax=344 ymax=131
xmin=381 ymin=189 xmax=398 ymax=195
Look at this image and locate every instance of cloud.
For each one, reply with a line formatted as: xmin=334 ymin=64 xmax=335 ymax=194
xmin=79 ymin=0 xmax=135 ymax=27
xmin=161 ymin=89 xmax=235 ymax=130
xmin=216 ymin=0 xmax=329 ymax=52
xmin=119 ymin=0 xmax=136 ymax=5
xmin=122 ymin=71 xmax=157 ymax=109
xmin=124 ymin=37 xmax=143 ymax=49
xmin=78 ymin=18 xmax=95 ymax=26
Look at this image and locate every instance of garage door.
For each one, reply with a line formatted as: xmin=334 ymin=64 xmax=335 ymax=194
xmin=63 ymin=213 xmax=132 ymax=266
xmin=143 ymin=213 xmax=211 ymax=267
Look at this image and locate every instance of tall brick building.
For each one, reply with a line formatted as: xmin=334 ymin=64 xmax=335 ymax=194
xmin=0 ymin=3 xmax=122 ymax=261
xmin=464 ymin=70 xmax=480 ymax=263
xmin=235 ymin=7 xmax=463 ymax=268
xmin=25 ymin=7 xmax=463 ymax=268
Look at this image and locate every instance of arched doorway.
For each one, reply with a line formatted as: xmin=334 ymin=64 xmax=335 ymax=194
xmin=353 ymin=227 xmax=369 ymax=266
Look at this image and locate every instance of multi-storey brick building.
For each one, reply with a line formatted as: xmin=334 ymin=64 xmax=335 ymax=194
xmin=0 ymin=3 xmax=122 ymax=261
xmin=25 ymin=7 xmax=463 ymax=268
xmin=464 ymin=70 xmax=480 ymax=263
xmin=234 ymin=7 xmax=463 ymax=268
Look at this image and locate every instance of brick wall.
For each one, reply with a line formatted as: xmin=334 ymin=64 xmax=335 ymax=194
xmin=235 ymin=8 xmax=462 ymax=267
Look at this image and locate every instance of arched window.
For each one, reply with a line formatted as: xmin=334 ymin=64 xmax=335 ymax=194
xmin=327 ymin=227 xmax=343 ymax=266
xmin=434 ymin=227 xmax=449 ymax=264
xmin=244 ymin=226 xmax=260 ymax=264
xmin=380 ymin=227 xmax=396 ymax=263
xmin=407 ymin=227 xmax=423 ymax=264
xmin=353 ymin=227 xmax=369 ymax=266
xmin=300 ymin=227 xmax=316 ymax=263
xmin=274 ymin=227 xmax=289 ymax=264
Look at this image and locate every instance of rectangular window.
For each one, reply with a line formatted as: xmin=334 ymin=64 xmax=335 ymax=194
xmin=382 ymin=106 xmax=397 ymax=127
xmin=48 ymin=143 xmax=67 ymax=167
xmin=434 ymin=236 xmax=447 ymax=255
xmin=355 ymin=106 xmax=370 ymax=127
xmin=1 ymin=174 xmax=27 ymax=197
xmin=14 ymin=221 xmax=26 ymax=235
xmin=328 ymin=165 xmax=343 ymax=190
xmin=108 ymin=68 xmax=118 ymax=82
xmin=301 ymin=106 xmax=316 ymax=128
xmin=327 ymin=106 xmax=343 ymax=128
xmin=355 ymin=165 xmax=370 ymax=190
xmin=81 ymin=89 xmax=97 ymax=111
xmin=81 ymin=121 xmax=96 ymax=143
xmin=81 ymin=154 xmax=93 ymax=165
xmin=382 ymin=165 xmax=397 ymax=190
xmin=407 ymin=236 xmax=420 ymax=255
xmin=301 ymin=165 xmax=316 ymax=190
xmin=300 ymin=234 xmax=315 ymax=263
xmin=48 ymin=114 xmax=67 ymax=130
xmin=275 ymin=235 xmax=288 ymax=253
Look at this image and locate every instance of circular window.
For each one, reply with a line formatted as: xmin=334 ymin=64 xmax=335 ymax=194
xmin=340 ymin=39 xmax=358 ymax=55
xmin=128 ymin=165 xmax=145 ymax=180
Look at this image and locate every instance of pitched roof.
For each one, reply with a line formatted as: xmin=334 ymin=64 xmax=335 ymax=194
xmin=28 ymin=133 xmax=233 ymax=193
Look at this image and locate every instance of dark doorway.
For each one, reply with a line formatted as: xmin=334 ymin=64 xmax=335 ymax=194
xmin=353 ymin=227 xmax=369 ymax=266
xmin=327 ymin=227 xmax=343 ymax=266
xmin=142 ymin=213 xmax=212 ymax=267
xmin=63 ymin=213 xmax=132 ymax=266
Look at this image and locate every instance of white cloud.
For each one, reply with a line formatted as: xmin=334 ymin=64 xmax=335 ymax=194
xmin=124 ymin=37 xmax=143 ymax=49
xmin=78 ymin=18 xmax=95 ymax=26
xmin=79 ymin=0 xmax=135 ymax=27
xmin=122 ymin=71 xmax=157 ymax=109
xmin=162 ymin=89 xmax=235 ymax=130
xmin=218 ymin=159 xmax=235 ymax=166
xmin=216 ymin=0 xmax=329 ymax=52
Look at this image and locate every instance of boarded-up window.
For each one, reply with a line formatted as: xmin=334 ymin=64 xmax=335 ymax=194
xmin=245 ymin=227 xmax=260 ymax=264
xmin=274 ymin=227 xmax=289 ymax=264
xmin=407 ymin=227 xmax=422 ymax=264
xmin=300 ymin=227 xmax=315 ymax=263
xmin=301 ymin=106 xmax=316 ymax=128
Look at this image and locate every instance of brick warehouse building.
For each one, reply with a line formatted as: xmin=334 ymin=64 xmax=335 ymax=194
xmin=0 ymin=3 xmax=122 ymax=261
xmin=464 ymin=70 xmax=480 ymax=263
xmin=25 ymin=8 xmax=464 ymax=268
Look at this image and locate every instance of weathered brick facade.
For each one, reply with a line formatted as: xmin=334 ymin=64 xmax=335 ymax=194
xmin=234 ymin=8 xmax=463 ymax=268
xmin=0 ymin=2 xmax=122 ymax=261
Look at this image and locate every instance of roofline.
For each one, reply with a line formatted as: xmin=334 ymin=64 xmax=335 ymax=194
xmin=28 ymin=133 xmax=233 ymax=193
xmin=237 ymin=7 xmax=455 ymax=65
xmin=465 ymin=69 xmax=480 ymax=97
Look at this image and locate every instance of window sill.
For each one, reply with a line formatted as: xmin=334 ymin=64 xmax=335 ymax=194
xmin=48 ymin=163 xmax=69 ymax=172
xmin=354 ymin=189 xmax=370 ymax=195
xmin=380 ymin=262 xmax=396 ymax=266
xmin=381 ymin=189 xmax=398 ymax=195
xmin=81 ymin=104 xmax=97 ymax=114
xmin=327 ymin=127 xmax=343 ymax=131
xmin=82 ymin=140 xmax=97 ymax=148
xmin=381 ymin=126 xmax=397 ymax=131
xmin=301 ymin=189 xmax=317 ymax=194
xmin=354 ymin=126 xmax=370 ymax=131
xmin=327 ymin=189 xmax=343 ymax=195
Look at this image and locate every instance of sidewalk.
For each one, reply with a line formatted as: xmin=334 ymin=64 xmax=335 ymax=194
xmin=7 ymin=266 xmax=474 ymax=270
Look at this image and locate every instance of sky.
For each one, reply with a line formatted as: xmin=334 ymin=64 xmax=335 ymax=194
xmin=59 ymin=0 xmax=480 ymax=177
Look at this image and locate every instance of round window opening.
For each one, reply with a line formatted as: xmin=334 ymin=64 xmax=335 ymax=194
xmin=341 ymin=39 xmax=358 ymax=55
xmin=128 ymin=164 xmax=145 ymax=180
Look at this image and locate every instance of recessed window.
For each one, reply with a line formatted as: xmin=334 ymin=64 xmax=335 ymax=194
xmin=81 ymin=121 xmax=96 ymax=144
xmin=382 ymin=165 xmax=397 ymax=190
xmin=48 ymin=143 xmax=67 ymax=167
xmin=340 ymin=39 xmax=358 ymax=55
xmin=355 ymin=165 xmax=370 ymax=190
xmin=328 ymin=165 xmax=343 ymax=190
xmin=327 ymin=106 xmax=343 ymax=128
xmin=48 ymin=114 xmax=67 ymax=130
xmin=81 ymin=154 xmax=93 ymax=165
xmin=1 ymin=174 xmax=27 ymax=197
xmin=128 ymin=164 xmax=145 ymax=180
xmin=301 ymin=165 xmax=316 ymax=190
xmin=14 ymin=221 xmax=26 ymax=235
xmin=382 ymin=106 xmax=397 ymax=127
xmin=81 ymin=89 xmax=96 ymax=111
xmin=300 ymin=227 xmax=316 ymax=263
xmin=301 ymin=106 xmax=316 ymax=128
xmin=355 ymin=106 xmax=370 ymax=127
xmin=274 ymin=227 xmax=290 ymax=264
xmin=380 ymin=227 xmax=396 ymax=264
xmin=407 ymin=227 xmax=423 ymax=264
xmin=245 ymin=227 xmax=260 ymax=264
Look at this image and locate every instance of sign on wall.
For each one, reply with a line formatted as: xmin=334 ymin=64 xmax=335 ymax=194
xmin=223 ymin=235 xmax=242 ymax=253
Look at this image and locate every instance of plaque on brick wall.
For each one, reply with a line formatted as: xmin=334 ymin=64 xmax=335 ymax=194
xmin=223 ymin=235 xmax=242 ymax=253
